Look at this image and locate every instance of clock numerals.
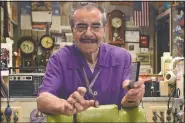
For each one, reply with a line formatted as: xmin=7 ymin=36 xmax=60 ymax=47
xmin=40 ymin=36 xmax=54 ymax=50
xmin=112 ymin=17 xmax=122 ymax=28
xmin=20 ymin=40 xmax=35 ymax=54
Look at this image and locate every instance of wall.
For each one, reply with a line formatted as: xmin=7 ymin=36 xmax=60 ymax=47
xmin=19 ymin=2 xmax=156 ymax=73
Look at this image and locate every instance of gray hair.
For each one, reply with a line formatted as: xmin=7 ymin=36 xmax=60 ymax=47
xmin=69 ymin=2 xmax=107 ymax=28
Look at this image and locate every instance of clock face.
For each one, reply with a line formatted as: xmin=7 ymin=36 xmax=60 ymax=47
xmin=112 ymin=17 xmax=122 ymax=28
xmin=41 ymin=36 xmax=54 ymax=49
xmin=20 ymin=40 xmax=35 ymax=54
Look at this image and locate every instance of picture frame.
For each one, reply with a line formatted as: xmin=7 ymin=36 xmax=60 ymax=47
xmin=136 ymin=53 xmax=150 ymax=65
xmin=127 ymin=43 xmax=140 ymax=53
xmin=140 ymin=35 xmax=150 ymax=48
xmin=125 ymin=30 xmax=140 ymax=43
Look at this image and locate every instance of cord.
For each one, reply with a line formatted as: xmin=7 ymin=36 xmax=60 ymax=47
xmin=167 ymin=85 xmax=176 ymax=109
xmin=155 ymin=113 xmax=164 ymax=122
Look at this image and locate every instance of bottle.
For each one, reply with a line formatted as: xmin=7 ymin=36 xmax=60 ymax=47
xmin=150 ymin=77 xmax=156 ymax=97
xmin=15 ymin=49 xmax=21 ymax=73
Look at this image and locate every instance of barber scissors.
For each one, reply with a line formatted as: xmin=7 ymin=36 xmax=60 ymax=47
xmin=82 ymin=67 xmax=101 ymax=108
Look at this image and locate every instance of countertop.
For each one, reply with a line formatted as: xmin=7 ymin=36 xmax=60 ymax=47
xmin=1 ymin=97 xmax=171 ymax=102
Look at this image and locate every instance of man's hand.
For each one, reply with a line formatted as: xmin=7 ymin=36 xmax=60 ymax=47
xmin=67 ymin=87 xmax=95 ymax=113
xmin=121 ymin=78 xmax=147 ymax=107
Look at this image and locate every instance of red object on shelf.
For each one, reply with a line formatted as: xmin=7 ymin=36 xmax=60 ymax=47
xmin=180 ymin=19 xmax=184 ymax=27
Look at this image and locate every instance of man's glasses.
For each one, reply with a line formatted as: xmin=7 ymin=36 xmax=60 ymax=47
xmin=74 ymin=22 xmax=104 ymax=33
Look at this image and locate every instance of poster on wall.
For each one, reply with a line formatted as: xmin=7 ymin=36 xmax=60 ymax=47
xmin=140 ymin=35 xmax=150 ymax=48
xmin=125 ymin=30 xmax=140 ymax=42
xmin=20 ymin=2 xmax=31 ymax=15
xmin=136 ymin=53 xmax=150 ymax=65
xmin=127 ymin=43 xmax=140 ymax=53
xmin=52 ymin=2 xmax=61 ymax=16
xmin=32 ymin=2 xmax=52 ymax=11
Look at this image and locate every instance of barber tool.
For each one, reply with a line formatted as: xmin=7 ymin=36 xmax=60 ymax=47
xmin=82 ymin=67 xmax=101 ymax=108
xmin=127 ymin=62 xmax=140 ymax=103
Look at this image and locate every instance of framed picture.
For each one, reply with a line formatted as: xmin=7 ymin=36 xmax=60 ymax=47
xmin=125 ymin=30 xmax=140 ymax=43
xmin=136 ymin=53 xmax=150 ymax=65
xmin=127 ymin=43 xmax=140 ymax=53
xmin=140 ymin=35 xmax=150 ymax=48
xmin=140 ymin=65 xmax=153 ymax=74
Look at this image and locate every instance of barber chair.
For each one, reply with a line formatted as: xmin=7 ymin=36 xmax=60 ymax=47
xmin=46 ymin=105 xmax=147 ymax=122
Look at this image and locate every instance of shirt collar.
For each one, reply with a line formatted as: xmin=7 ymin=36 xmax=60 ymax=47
xmin=68 ymin=43 xmax=120 ymax=69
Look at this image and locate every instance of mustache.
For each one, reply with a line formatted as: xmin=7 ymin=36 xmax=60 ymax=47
xmin=79 ymin=38 xmax=98 ymax=43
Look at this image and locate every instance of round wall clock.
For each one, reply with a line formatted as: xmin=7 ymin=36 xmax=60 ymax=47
xmin=40 ymin=35 xmax=55 ymax=50
xmin=18 ymin=36 xmax=35 ymax=55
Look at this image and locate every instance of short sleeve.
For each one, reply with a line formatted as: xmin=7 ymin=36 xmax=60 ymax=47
xmin=38 ymin=54 xmax=63 ymax=97
xmin=122 ymin=53 xmax=132 ymax=82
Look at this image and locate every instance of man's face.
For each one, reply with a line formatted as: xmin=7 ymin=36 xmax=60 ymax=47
xmin=72 ymin=7 xmax=105 ymax=54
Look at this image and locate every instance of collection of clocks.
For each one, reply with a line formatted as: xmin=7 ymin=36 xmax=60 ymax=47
xmin=108 ymin=10 xmax=125 ymax=46
xmin=18 ymin=35 xmax=55 ymax=69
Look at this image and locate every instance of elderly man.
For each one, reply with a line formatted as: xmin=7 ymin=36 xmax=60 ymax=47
xmin=37 ymin=2 xmax=145 ymax=116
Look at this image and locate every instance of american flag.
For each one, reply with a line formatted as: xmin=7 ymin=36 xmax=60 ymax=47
xmin=133 ymin=2 xmax=149 ymax=27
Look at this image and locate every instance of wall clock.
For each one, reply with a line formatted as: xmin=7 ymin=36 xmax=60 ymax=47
xmin=18 ymin=36 xmax=36 ymax=68
xmin=19 ymin=37 xmax=35 ymax=55
xmin=108 ymin=10 xmax=125 ymax=46
xmin=40 ymin=35 xmax=55 ymax=50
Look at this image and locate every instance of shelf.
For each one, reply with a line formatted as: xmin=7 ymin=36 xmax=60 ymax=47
xmin=109 ymin=41 xmax=124 ymax=46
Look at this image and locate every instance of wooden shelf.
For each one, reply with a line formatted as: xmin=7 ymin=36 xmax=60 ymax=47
xmin=109 ymin=41 xmax=124 ymax=46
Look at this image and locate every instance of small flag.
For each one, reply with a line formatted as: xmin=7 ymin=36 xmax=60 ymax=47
xmin=133 ymin=1 xmax=149 ymax=27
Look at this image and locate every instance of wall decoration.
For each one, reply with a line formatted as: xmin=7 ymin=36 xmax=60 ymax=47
xmin=20 ymin=2 xmax=31 ymax=15
xmin=136 ymin=53 xmax=150 ymax=65
xmin=108 ymin=10 xmax=125 ymax=43
xmin=140 ymin=65 xmax=153 ymax=74
xmin=125 ymin=30 xmax=140 ymax=42
xmin=127 ymin=43 xmax=140 ymax=53
xmin=32 ymin=2 xmax=52 ymax=11
xmin=140 ymin=35 xmax=150 ymax=48
xmin=52 ymin=2 xmax=61 ymax=16
xmin=1 ymin=43 xmax=13 ymax=76
xmin=140 ymin=48 xmax=149 ymax=53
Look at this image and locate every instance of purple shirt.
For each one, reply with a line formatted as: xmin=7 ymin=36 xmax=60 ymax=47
xmin=38 ymin=43 xmax=132 ymax=105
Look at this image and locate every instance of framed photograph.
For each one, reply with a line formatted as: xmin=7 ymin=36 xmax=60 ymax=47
xmin=136 ymin=53 xmax=150 ymax=65
xmin=125 ymin=30 xmax=140 ymax=43
xmin=140 ymin=35 xmax=150 ymax=48
xmin=127 ymin=43 xmax=140 ymax=53
xmin=140 ymin=65 xmax=153 ymax=74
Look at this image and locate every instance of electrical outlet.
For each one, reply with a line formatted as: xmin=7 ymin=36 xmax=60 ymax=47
xmin=149 ymin=106 xmax=173 ymax=123
xmin=1 ymin=106 xmax=22 ymax=122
